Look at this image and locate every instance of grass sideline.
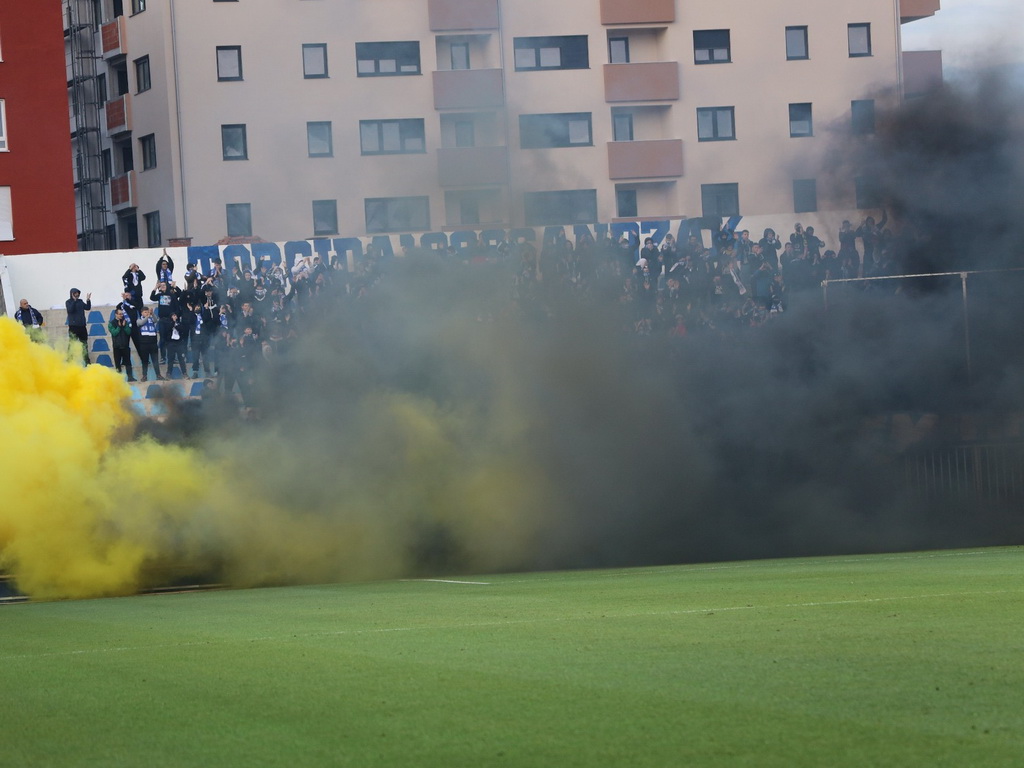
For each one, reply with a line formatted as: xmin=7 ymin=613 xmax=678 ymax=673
xmin=2 ymin=547 xmax=1022 ymax=767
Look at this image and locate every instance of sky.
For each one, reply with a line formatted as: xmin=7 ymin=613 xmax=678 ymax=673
xmin=900 ymin=0 xmax=1024 ymax=79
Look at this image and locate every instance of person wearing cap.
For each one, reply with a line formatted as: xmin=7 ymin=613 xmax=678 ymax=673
xmin=65 ymin=288 xmax=92 ymax=364
xmin=15 ymin=299 xmax=46 ymax=343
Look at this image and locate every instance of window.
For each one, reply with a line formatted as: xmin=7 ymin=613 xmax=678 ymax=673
xmin=855 ymin=176 xmax=881 ymax=209
xmin=0 ymin=187 xmax=12 ymax=240
xmin=697 ymin=107 xmax=735 ymax=141
xmin=793 ymin=179 xmax=817 ymax=213
xmin=451 ymin=42 xmax=469 ymax=70
xmin=226 ymin=203 xmax=252 ymax=237
xmin=852 ymin=99 xmax=876 ymax=134
xmin=359 ymin=119 xmax=425 ymax=155
xmin=134 ymin=55 xmax=151 ymax=93
xmin=114 ymin=63 xmax=129 ymax=96
xmin=616 ymin=188 xmax=637 ymax=218
xmin=306 ymin=121 xmax=333 ymax=157
xmin=356 ymin=41 xmax=420 ymax=76
xmin=216 ymin=46 xmax=243 ymax=81
xmin=96 ymin=73 xmax=107 ymax=103
xmin=101 ymin=148 xmax=112 ymax=180
xmin=609 ymin=37 xmax=629 ymax=64
xmin=524 ymin=189 xmax=597 ymax=226
xmin=221 ymin=124 xmax=248 ymax=160
xmin=519 ymin=113 xmax=592 ymax=148
xmin=144 ymin=211 xmax=161 ymax=247
xmin=701 ymin=183 xmax=739 ymax=217
xmin=0 ymin=100 xmax=7 ymax=151
xmin=365 ymin=196 xmax=430 ymax=233
xmin=613 ymin=113 xmax=633 ymax=141
xmin=119 ymin=141 xmax=133 ymax=172
xmin=312 ymin=200 xmax=338 ymax=235
xmin=693 ymin=30 xmax=730 ymax=64
xmin=139 ymin=133 xmax=156 ymax=170
xmin=513 ymin=36 xmax=588 ymax=71
xmin=789 ymin=103 xmax=813 ymax=137
xmin=131 ymin=0 xmax=145 ymax=13
xmin=785 ymin=26 xmax=808 ymax=60
xmin=454 ymin=120 xmax=475 ymax=147
xmin=848 ymin=23 xmax=871 ymax=57
xmin=303 ymin=43 xmax=328 ymax=78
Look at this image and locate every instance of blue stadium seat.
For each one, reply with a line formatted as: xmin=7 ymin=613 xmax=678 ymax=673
xmin=88 ymin=323 xmax=107 ymax=337
xmin=91 ymin=338 xmax=110 ymax=352
xmin=87 ymin=311 xmax=104 ymax=325
xmin=145 ymin=384 xmax=164 ymax=399
xmin=188 ymin=381 xmax=205 ymax=397
xmin=95 ymin=354 xmax=113 ymax=367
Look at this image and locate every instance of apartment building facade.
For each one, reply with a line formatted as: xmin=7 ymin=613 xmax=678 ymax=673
xmin=66 ymin=0 xmax=942 ymax=249
xmin=0 ymin=0 xmax=78 ymax=255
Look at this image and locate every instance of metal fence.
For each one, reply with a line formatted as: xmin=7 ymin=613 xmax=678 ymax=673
xmin=904 ymin=442 xmax=1024 ymax=502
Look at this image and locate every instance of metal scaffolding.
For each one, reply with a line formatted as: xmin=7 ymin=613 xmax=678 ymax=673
xmin=65 ymin=0 xmax=110 ymax=251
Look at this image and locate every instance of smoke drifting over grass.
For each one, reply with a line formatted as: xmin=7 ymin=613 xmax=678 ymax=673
xmin=3 ymin=78 xmax=1024 ymax=600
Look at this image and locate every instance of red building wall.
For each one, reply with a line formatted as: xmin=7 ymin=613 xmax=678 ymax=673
xmin=0 ymin=0 xmax=78 ymax=255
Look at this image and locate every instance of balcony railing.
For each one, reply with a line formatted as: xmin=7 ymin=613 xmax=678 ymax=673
xmin=433 ymin=69 xmax=504 ymax=110
xmin=101 ymin=17 xmax=126 ymax=59
xmin=604 ymin=62 xmax=679 ymax=103
xmin=437 ymin=146 xmax=509 ymax=187
xmin=110 ymin=170 xmax=137 ymax=211
xmin=600 ymin=0 xmax=675 ymax=25
xmin=105 ymin=94 xmax=132 ymax=137
xmin=428 ymin=0 xmax=499 ymax=30
xmin=607 ymin=139 xmax=683 ymax=180
xmin=900 ymin=0 xmax=940 ymax=23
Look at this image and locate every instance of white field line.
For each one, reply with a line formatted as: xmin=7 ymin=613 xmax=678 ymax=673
xmin=2 ymin=587 xmax=1020 ymax=662
xmin=402 ymin=579 xmax=491 ymax=585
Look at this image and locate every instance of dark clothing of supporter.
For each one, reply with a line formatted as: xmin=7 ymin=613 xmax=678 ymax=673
xmin=65 ymin=289 xmax=92 ymax=364
xmin=122 ymin=265 xmax=146 ymax=306
xmin=136 ymin=312 xmax=164 ymax=381
xmin=108 ymin=314 xmax=136 ymax=381
xmin=15 ymin=303 xmax=44 ymax=328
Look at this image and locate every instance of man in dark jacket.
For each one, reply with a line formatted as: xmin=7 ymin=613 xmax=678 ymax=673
xmin=15 ymin=299 xmax=45 ymax=342
xmin=122 ymin=263 xmax=146 ymax=306
xmin=108 ymin=307 xmax=137 ymax=381
xmin=65 ymin=288 xmax=92 ymax=364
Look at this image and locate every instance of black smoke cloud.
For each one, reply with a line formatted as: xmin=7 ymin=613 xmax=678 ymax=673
xmin=153 ymin=76 xmax=1024 ymax=584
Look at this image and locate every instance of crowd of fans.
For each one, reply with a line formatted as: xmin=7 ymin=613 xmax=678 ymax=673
xmin=11 ymin=212 xmax=894 ymax=404
xmin=513 ymin=212 xmax=893 ymax=335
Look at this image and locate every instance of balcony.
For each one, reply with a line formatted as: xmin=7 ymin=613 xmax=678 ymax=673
xmin=900 ymin=0 xmax=940 ymax=23
xmin=429 ymin=0 xmax=499 ymax=31
xmin=604 ymin=62 xmax=679 ymax=103
xmin=600 ymin=0 xmax=675 ymax=25
xmin=437 ymin=146 xmax=509 ymax=187
xmin=903 ymin=50 xmax=943 ymax=98
xmin=105 ymin=95 xmax=132 ymax=137
xmin=110 ymin=170 xmax=137 ymax=212
xmin=607 ymin=140 xmax=683 ymax=180
xmin=433 ymin=68 xmax=504 ymax=110
xmin=101 ymin=17 xmax=126 ymax=59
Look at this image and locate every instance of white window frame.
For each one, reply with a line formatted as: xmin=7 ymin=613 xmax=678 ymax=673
xmin=0 ymin=100 xmax=7 ymax=151
xmin=216 ymin=46 xmax=243 ymax=81
xmin=303 ymin=43 xmax=329 ymax=78
xmin=0 ymin=186 xmax=13 ymax=240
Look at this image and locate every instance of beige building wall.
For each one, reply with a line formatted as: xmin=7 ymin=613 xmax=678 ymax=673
xmin=85 ymin=0 xmax=933 ymax=245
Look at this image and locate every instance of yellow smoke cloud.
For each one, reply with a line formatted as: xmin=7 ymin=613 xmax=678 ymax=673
xmin=0 ymin=316 xmax=550 ymax=600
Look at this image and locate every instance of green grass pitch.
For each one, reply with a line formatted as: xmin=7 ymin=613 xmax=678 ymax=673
xmin=2 ymin=547 xmax=1022 ymax=767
